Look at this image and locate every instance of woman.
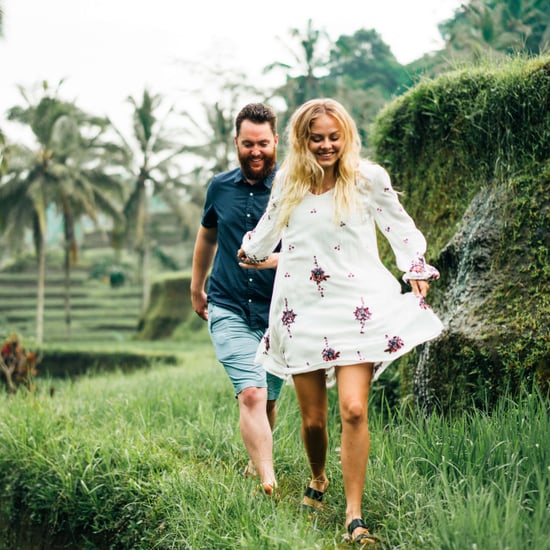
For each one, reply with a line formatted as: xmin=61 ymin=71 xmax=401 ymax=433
xmin=238 ymin=98 xmax=443 ymax=544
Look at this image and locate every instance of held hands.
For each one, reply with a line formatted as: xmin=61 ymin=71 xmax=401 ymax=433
xmin=237 ymin=249 xmax=279 ymax=270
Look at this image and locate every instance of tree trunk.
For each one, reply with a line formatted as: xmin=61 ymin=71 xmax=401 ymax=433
xmin=64 ymin=242 xmax=72 ymax=340
xmin=62 ymin=200 xmax=76 ymax=340
xmin=36 ymin=234 xmax=45 ymax=345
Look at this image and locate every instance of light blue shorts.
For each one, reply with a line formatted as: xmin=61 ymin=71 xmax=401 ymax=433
xmin=208 ymin=303 xmax=283 ymax=400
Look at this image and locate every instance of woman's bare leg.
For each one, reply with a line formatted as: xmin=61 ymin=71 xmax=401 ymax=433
xmin=293 ymin=370 xmax=330 ymax=502
xmin=336 ymin=363 xmax=374 ymax=538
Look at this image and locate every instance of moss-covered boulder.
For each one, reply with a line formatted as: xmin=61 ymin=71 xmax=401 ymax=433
xmin=372 ymin=56 xmax=549 ymax=412
xmin=136 ymin=273 xmax=195 ymax=340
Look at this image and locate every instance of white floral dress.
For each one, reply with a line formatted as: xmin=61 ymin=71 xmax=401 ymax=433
xmin=241 ymin=161 xmax=444 ymax=383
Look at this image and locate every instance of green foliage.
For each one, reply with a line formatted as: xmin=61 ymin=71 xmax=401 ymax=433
xmin=0 ymin=353 xmax=547 ymax=548
xmin=371 ymin=55 xmax=550 ymax=254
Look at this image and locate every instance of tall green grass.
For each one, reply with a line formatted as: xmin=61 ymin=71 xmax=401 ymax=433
xmin=0 ymin=344 xmax=548 ymax=549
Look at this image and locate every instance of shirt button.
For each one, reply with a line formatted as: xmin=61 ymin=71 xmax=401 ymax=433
xmin=249 ymin=278 xmax=253 ymax=282
xmin=249 ymin=192 xmax=253 ymax=196
xmin=246 ymin=213 xmax=251 ymax=217
xmin=248 ymin=299 xmax=252 ymax=303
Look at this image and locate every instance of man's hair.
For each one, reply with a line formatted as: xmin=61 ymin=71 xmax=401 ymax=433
xmin=235 ymin=103 xmax=277 ymax=136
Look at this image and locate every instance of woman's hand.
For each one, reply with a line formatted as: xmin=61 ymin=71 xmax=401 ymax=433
xmin=410 ymin=279 xmax=430 ymax=298
xmin=237 ymin=249 xmax=279 ymax=270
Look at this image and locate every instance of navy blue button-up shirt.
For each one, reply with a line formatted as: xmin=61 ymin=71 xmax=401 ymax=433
xmin=201 ymin=166 xmax=277 ymax=330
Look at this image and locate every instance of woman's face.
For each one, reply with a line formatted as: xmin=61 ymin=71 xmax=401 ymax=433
xmin=307 ymin=114 xmax=343 ymax=170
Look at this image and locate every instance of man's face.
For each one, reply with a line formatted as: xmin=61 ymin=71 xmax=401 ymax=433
xmin=235 ymin=120 xmax=278 ymax=183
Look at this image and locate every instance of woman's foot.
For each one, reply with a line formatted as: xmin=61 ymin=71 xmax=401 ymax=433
xmin=301 ymin=477 xmax=329 ymax=514
xmin=345 ymin=518 xmax=377 ymax=545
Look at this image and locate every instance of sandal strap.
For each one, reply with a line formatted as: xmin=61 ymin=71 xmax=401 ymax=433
xmin=348 ymin=518 xmax=378 ymax=543
xmin=304 ymin=486 xmax=324 ymax=502
xmin=348 ymin=518 xmax=367 ymax=535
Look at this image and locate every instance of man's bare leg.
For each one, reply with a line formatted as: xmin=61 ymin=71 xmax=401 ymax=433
xmin=238 ymin=387 xmax=276 ymax=489
xmin=244 ymin=397 xmax=278 ymax=479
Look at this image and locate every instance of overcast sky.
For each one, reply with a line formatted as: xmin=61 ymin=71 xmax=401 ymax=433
xmin=0 ymin=0 xmax=463 ymax=140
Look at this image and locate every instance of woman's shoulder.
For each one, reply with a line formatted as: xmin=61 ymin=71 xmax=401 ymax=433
xmin=357 ymin=160 xmax=390 ymax=189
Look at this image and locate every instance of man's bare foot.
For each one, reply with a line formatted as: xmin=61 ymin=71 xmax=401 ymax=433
xmin=242 ymin=460 xmax=257 ymax=478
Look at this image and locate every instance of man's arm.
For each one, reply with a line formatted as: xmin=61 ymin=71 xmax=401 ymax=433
xmin=190 ymin=225 xmax=218 ymax=320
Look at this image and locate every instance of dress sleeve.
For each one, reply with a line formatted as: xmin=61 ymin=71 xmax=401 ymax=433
xmin=240 ymin=176 xmax=283 ymax=263
xmin=364 ymin=163 xmax=440 ymax=282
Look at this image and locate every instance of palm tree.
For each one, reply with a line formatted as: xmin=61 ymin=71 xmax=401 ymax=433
xmin=441 ymin=0 xmax=550 ymax=59
xmin=264 ymin=19 xmax=331 ymax=116
xmin=0 ymin=145 xmax=48 ymax=343
xmin=0 ymin=81 xmax=123 ymax=342
xmin=113 ymin=89 xmax=190 ymax=310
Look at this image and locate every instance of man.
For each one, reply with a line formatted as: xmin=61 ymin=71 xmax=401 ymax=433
xmin=190 ymin=103 xmax=283 ymax=494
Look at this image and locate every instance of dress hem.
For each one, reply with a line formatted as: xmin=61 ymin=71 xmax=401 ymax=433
xmin=260 ymin=325 xmax=444 ymax=385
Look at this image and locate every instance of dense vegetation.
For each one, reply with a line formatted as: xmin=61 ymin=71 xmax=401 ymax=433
xmin=0 ymin=349 xmax=548 ymax=549
xmin=369 ymin=55 xmax=549 ymax=411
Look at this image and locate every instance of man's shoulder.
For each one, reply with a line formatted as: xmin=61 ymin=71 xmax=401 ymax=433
xmin=211 ymin=167 xmax=242 ymax=186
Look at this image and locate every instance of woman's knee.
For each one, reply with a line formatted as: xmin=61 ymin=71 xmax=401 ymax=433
xmin=302 ymin=411 xmax=327 ymax=433
xmin=340 ymin=399 xmax=367 ymax=425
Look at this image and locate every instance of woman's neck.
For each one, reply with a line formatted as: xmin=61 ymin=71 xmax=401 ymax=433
xmin=311 ymin=170 xmax=336 ymax=194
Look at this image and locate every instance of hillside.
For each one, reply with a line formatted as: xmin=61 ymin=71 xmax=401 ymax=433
xmin=0 ymin=252 xmax=142 ymax=344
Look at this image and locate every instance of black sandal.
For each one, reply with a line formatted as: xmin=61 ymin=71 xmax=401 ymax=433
xmin=301 ymin=485 xmax=326 ymax=515
xmin=346 ymin=518 xmax=378 ymax=545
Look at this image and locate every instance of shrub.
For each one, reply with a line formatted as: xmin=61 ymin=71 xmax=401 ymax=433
xmin=0 ymin=333 xmax=40 ymax=393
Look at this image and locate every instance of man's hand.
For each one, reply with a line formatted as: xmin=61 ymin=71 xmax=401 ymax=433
xmin=191 ymin=289 xmax=208 ymax=320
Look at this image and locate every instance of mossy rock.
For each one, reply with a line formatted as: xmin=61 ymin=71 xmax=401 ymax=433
xmin=135 ymin=273 xmax=205 ymax=340
xmin=400 ymin=175 xmax=549 ymax=413
xmin=373 ymin=56 xmax=550 ymax=412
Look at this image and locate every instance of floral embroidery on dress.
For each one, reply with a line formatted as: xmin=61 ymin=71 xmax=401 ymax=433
xmin=263 ymin=332 xmax=270 ymax=353
xmin=310 ymin=256 xmax=330 ymax=297
xmin=354 ymin=298 xmax=372 ymax=334
xmin=409 ymin=258 xmax=427 ymax=274
xmin=322 ymin=337 xmax=340 ymax=362
xmin=419 ymin=297 xmax=431 ymax=310
xmin=281 ymin=298 xmax=297 ymax=337
xmin=408 ymin=257 xmax=441 ymax=280
xmin=384 ymin=335 xmax=404 ymax=353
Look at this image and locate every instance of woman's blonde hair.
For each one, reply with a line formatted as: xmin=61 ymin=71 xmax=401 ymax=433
xmin=275 ymin=98 xmax=362 ymax=230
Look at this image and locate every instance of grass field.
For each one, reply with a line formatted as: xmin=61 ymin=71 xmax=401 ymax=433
xmin=0 ymin=341 xmax=548 ymax=549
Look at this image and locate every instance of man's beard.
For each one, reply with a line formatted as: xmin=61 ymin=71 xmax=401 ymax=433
xmin=239 ymin=152 xmax=276 ymax=182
